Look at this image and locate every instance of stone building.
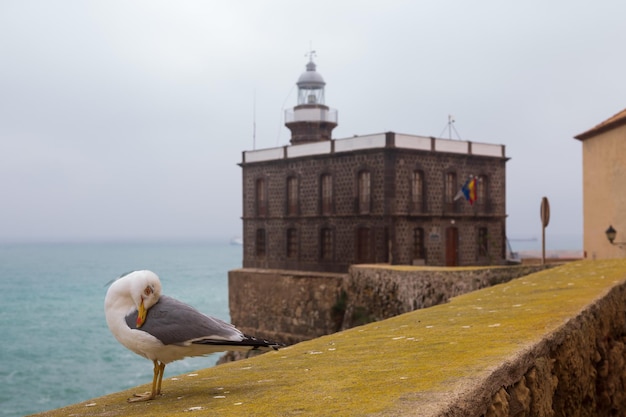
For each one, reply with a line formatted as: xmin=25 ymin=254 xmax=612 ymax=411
xmin=575 ymin=107 xmax=626 ymax=259
xmin=239 ymin=57 xmax=509 ymax=272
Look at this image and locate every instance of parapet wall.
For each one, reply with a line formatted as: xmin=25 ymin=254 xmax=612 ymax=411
xmin=472 ymin=261 xmax=626 ymax=416
xmin=228 ymin=264 xmax=548 ymax=344
xmin=228 ymin=268 xmax=347 ymax=344
xmin=341 ymin=264 xmax=549 ymax=330
xmin=36 ymin=260 xmax=626 ymax=417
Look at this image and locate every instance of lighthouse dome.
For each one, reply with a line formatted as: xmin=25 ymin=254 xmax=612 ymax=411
xmin=297 ymin=60 xmax=325 ymax=90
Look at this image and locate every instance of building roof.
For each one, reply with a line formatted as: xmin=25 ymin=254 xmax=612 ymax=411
xmin=575 ymin=107 xmax=626 ymax=141
xmin=242 ymin=132 xmax=507 ymax=164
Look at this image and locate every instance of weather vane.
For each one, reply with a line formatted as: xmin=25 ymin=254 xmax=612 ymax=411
xmin=305 ymin=42 xmax=317 ymax=62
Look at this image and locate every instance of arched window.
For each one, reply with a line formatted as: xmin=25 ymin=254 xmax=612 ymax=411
xmin=255 ymin=229 xmax=266 ymax=257
xmin=478 ymin=227 xmax=489 ymax=257
xmin=256 ymin=178 xmax=267 ymax=217
xmin=320 ymin=174 xmax=333 ymax=215
xmin=356 ymin=227 xmax=371 ymax=263
xmin=286 ymin=176 xmax=298 ymax=216
xmin=411 ymin=170 xmax=424 ymax=211
xmin=320 ymin=227 xmax=333 ymax=260
xmin=477 ymin=175 xmax=489 ymax=211
xmin=358 ymin=170 xmax=371 ymax=214
xmin=413 ymin=227 xmax=425 ymax=260
xmin=444 ymin=172 xmax=457 ymax=212
xmin=445 ymin=172 xmax=456 ymax=203
xmin=286 ymin=228 xmax=298 ymax=258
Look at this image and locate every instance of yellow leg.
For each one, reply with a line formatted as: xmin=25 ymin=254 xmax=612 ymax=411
xmin=155 ymin=361 xmax=166 ymax=395
xmin=128 ymin=360 xmax=163 ymax=402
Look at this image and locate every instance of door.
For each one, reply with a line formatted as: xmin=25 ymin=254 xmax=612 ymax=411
xmin=445 ymin=227 xmax=458 ymax=266
xmin=356 ymin=227 xmax=371 ymax=263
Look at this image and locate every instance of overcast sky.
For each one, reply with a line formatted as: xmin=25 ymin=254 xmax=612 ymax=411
xmin=1 ymin=1 xmax=624 ymax=248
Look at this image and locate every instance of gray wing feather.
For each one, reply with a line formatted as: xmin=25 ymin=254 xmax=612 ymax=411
xmin=125 ymin=295 xmax=243 ymax=345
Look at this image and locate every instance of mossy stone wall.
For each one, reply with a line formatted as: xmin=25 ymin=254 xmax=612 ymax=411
xmin=228 ymin=264 xmax=548 ymax=344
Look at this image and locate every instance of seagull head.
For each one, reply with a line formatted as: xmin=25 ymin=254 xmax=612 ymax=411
xmin=107 ymin=270 xmax=162 ymax=328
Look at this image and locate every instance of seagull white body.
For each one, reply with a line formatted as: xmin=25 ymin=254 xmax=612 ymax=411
xmin=104 ymin=270 xmax=281 ymax=401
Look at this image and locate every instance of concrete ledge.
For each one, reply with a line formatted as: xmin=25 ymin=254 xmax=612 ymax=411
xmin=33 ymin=260 xmax=626 ymax=416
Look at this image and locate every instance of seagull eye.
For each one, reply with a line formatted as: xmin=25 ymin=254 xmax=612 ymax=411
xmin=144 ymin=287 xmax=152 ymax=296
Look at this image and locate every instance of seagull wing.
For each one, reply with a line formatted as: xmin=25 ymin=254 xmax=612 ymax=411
xmin=125 ymin=295 xmax=243 ymax=346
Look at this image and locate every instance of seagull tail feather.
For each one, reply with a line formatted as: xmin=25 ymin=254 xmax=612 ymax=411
xmin=192 ymin=335 xmax=284 ymax=351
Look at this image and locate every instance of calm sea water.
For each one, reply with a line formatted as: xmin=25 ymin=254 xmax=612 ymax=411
xmin=0 ymin=241 xmax=241 ymax=417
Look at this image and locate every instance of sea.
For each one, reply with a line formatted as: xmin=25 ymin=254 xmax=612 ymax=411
xmin=0 ymin=241 xmax=242 ymax=417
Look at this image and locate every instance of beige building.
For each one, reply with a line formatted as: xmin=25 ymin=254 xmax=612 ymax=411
xmin=575 ymin=108 xmax=626 ymax=259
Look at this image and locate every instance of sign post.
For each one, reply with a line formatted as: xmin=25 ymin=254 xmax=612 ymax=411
xmin=540 ymin=197 xmax=550 ymax=265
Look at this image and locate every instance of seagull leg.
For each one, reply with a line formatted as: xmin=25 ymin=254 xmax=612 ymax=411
xmin=155 ymin=360 xmax=166 ymax=395
xmin=127 ymin=360 xmax=161 ymax=402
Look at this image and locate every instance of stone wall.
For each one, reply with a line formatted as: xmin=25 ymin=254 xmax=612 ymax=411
xmin=477 ymin=273 xmax=626 ymax=416
xmin=228 ymin=264 xmax=548 ymax=345
xmin=228 ymin=268 xmax=347 ymax=345
xmin=341 ymin=264 xmax=549 ymax=330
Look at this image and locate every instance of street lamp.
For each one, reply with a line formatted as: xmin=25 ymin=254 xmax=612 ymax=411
xmin=605 ymin=225 xmax=626 ymax=245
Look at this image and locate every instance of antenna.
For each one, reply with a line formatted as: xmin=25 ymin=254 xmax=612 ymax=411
xmin=438 ymin=114 xmax=463 ymax=140
xmin=252 ymin=89 xmax=256 ymax=150
xmin=275 ymin=84 xmax=296 ymax=146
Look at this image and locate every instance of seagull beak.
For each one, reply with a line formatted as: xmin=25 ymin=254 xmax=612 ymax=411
xmin=136 ymin=299 xmax=147 ymax=328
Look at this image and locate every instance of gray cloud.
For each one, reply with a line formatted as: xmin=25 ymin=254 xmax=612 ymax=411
xmin=1 ymin=0 xmax=624 ymax=246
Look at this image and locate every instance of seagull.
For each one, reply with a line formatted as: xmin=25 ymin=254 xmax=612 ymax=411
xmin=104 ymin=270 xmax=283 ymax=402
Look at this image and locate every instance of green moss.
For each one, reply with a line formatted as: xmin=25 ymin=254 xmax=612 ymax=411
xmin=34 ymin=260 xmax=626 ymax=417
xmin=350 ymin=305 xmax=376 ymax=326
xmin=331 ymin=290 xmax=348 ymax=332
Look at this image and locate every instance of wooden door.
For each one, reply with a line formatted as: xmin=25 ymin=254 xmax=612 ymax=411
xmin=445 ymin=227 xmax=458 ymax=266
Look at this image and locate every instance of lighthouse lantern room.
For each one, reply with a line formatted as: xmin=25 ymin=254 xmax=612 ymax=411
xmin=285 ymin=52 xmax=338 ymax=144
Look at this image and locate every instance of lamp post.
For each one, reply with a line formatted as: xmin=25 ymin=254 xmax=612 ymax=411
xmin=605 ymin=225 xmax=626 ymax=246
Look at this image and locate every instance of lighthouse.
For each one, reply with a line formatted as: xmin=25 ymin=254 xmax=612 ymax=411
xmin=285 ymin=52 xmax=338 ymax=144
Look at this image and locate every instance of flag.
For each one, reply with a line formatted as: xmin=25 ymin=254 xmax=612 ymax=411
xmin=465 ymin=177 xmax=477 ymax=205
xmin=454 ymin=177 xmax=477 ymax=205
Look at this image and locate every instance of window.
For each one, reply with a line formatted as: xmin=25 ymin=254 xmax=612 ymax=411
xmin=286 ymin=228 xmax=298 ymax=258
xmin=411 ymin=170 xmax=424 ymax=211
xmin=356 ymin=227 xmax=371 ymax=263
xmin=413 ymin=227 xmax=425 ymax=260
xmin=256 ymin=178 xmax=267 ymax=217
xmin=444 ymin=172 xmax=456 ymax=203
xmin=255 ymin=229 xmax=266 ymax=257
xmin=287 ymin=176 xmax=298 ymax=216
xmin=478 ymin=227 xmax=488 ymax=257
xmin=358 ymin=170 xmax=371 ymax=214
xmin=477 ymin=175 xmax=488 ymax=206
xmin=320 ymin=227 xmax=333 ymax=260
xmin=444 ymin=172 xmax=457 ymax=212
xmin=321 ymin=174 xmax=333 ymax=215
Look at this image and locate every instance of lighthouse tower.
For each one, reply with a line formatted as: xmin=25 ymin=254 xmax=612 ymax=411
xmin=285 ymin=53 xmax=338 ymax=144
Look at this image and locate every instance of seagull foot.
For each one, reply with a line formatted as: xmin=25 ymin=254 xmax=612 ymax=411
xmin=126 ymin=360 xmax=165 ymax=402
xmin=127 ymin=392 xmax=155 ymax=402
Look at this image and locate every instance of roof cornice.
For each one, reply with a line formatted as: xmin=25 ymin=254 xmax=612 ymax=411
xmin=575 ymin=107 xmax=626 ymax=141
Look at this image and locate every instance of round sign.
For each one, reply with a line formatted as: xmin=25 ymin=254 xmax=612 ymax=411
xmin=540 ymin=197 xmax=550 ymax=228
